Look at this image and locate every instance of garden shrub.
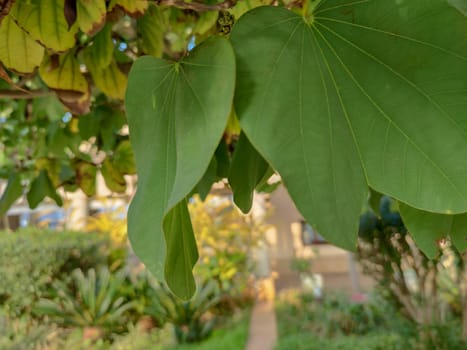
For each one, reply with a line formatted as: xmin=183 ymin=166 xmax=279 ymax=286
xmin=0 ymin=228 xmax=109 ymax=316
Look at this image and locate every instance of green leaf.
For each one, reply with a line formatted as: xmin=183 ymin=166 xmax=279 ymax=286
xmin=369 ymin=188 xmax=383 ymax=216
xmin=27 ymin=170 xmax=63 ymax=208
xmin=84 ymin=58 xmax=127 ymax=100
xmin=101 ymin=158 xmax=126 ymax=193
xmin=77 ymin=0 xmax=106 ymax=35
xmin=447 ymin=0 xmax=467 ymax=16
xmin=39 ymin=52 xmax=90 ymax=113
xmin=12 ymin=0 xmax=78 ymax=51
xmin=0 ymin=14 xmax=44 ymax=73
xmin=214 ymin=139 xmax=231 ymax=179
xmin=232 ymin=3 xmax=467 ymax=247
xmin=125 ymin=36 xmax=235 ymax=297
xmin=229 ymin=132 xmax=270 ymax=213
xmin=0 ymin=174 xmax=22 ymax=217
xmin=75 ymin=161 xmax=96 ymax=196
xmin=137 ymin=3 xmax=166 ymax=57
xmin=163 ymin=199 xmax=198 ymax=300
xmin=83 ymin=23 xmax=113 ymax=69
xmin=400 ymin=203 xmax=467 ymax=258
xmin=113 ymin=140 xmax=136 ymax=175
xmin=231 ymin=6 xmax=367 ymax=250
xmin=196 ymin=156 xmax=217 ymax=201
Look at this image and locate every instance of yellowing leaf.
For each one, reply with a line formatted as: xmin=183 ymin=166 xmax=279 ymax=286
xmin=109 ymin=0 xmax=148 ymax=17
xmin=75 ymin=161 xmax=96 ymax=196
xmin=85 ymin=58 xmax=127 ymax=100
xmin=101 ymin=158 xmax=126 ymax=193
xmin=137 ymin=3 xmax=166 ymax=57
xmin=0 ymin=14 xmax=44 ymax=73
xmin=39 ymin=52 xmax=90 ymax=114
xmin=39 ymin=53 xmax=88 ymax=94
xmin=12 ymin=0 xmax=78 ymax=52
xmin=77 ymin=0 xmax=106 ymax=35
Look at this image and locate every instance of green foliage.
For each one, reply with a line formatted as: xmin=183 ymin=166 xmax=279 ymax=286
xmin=0 ymin=310 xmax=54 ymax=350
xmin=34 ymin=267 xmax=136 ymax=333
xmin=275 ymin=290 xmax=466 ymax=350
xmin=125 ymin=36 xmax=235 ymax=298
xmin=0 ymin=228 xmax=109 ymax=316
xmin=2 ymin=0 xmax=467 ymax=297
xmin=149 ymin=280 xmax=221 ymax=344
xmin=189 ymin=195 xmax=261 ymax=310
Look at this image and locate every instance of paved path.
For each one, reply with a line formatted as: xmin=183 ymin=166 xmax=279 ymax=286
xmin=245 ymin=279 xmax=278 ymax=350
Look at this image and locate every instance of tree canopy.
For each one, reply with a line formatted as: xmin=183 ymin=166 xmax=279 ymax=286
xmin=1 ymin=0 xmax=467 ymax=298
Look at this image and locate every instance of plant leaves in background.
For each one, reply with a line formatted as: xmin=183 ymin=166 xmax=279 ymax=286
xmin=108 ymin=0 xmax=148 ymax=17
xmin=229 ymin=132 xmax=270 ymax=213
xmin=101 ymin=158 xmax=126 ymax=193
xmin=400 ymin=203 xmax=467 ymax=258
xmin=137 ymin=3 xmax=166 ymax=57
xmin=27 ymin=170 xmax=63 ymax=208
xmin=84 ymin=23 xmax=113 ymax=69
xmin=232 ymin=2 xmax=467 ymax=248
xmin=84 ymin=58 xmax=127 ymax=100
xmin=0 ymin=174 xmax=22 ymax=217
xmin=12 ymin=0 xmax=78 ymax=52
xmin=0 ymin=14 xmax=44 ymax=73
xmin=74 ymin=161 xmax=96 ymax=196
xmin=113 ymin=140 xmax=136 ymax=175
xmin=77 ymin=0 xmax=106 ymax=35
xmin=39 ymin=52 xmax=90 ymax=114
xmin=125 ymin=36 xmax=235 ymax=298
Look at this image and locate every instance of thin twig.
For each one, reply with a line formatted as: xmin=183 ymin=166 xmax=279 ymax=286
xmin=0 ymin=89 xmax=53 ymax=99
xmin=155 ymin=0 xmax=237 ymax=12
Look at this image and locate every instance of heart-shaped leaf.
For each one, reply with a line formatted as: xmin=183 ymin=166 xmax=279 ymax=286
xmin=0 ymin=14 xmax=44 ymax=73
xmin=400 ymin=203 xmax=467 ymax=258
xmin=231 ymin=3 xmax=467 ymax=248
xmin=12 ymin=0 xmax=78 ymax=52
xmin=125 ymin=36 xmax=235 ymax=298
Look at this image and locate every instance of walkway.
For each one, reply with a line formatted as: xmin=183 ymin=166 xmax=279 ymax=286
xmin=245 ymin=278 xmax=278 ymax=350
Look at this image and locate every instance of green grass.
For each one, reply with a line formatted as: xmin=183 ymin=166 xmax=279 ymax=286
xmin=169 ymin=312 xmax=250 ymax=350
xmin=276 ymin=332 xmax=402 ymax=350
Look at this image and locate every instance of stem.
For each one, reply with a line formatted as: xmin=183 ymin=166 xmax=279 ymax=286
xmin=155 ymin=0 xmax=237 ymax=12
xmin=0 ymin=89 xmax=53 ymax=99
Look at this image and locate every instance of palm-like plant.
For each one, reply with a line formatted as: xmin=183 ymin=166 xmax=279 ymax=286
xmin=147 ymin=279 xmax=221 ymax=344
xmin=34 ymin=267 xmax=136 ymax=334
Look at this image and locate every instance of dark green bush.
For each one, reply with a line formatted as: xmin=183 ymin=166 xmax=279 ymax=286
xmin=0 ymin=228 xmax=109 ymax=316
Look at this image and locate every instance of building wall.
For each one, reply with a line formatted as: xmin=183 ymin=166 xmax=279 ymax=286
xmin=267 ymin=185 xmax=374 ymax=295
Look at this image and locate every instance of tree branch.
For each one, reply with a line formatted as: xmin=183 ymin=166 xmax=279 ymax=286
xmin=0 ymin=89 xmax=53 ymax=99
xmin=155 ymin=0 xmax=237 ymax=12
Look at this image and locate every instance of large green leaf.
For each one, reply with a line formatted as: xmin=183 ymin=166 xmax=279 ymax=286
xmin=400 ymin=203 xmax=467 ymax=258
xmin=0 ymin=14 xmax=44 ymax=73
xmin=231 ymin=5 xmax=367 ymax=249
xmin=231 ymin=3 xmax=467 ymax=248
xmin=125 ymin=36 xmax=235 ymax=297
xmin=12 ymin=0 xmax=78 ymax=52
xmin=229 ymin=132 xmax=270 ymax=213
xmin=0 ymin=174 xmax=22 ymax=217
